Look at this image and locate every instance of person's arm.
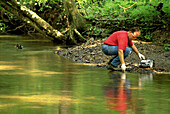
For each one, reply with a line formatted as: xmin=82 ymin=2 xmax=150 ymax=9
xmin=131 ymin=44 xmax=145 ymax=59
xmin=118 ymin=49 xmax=126 ymax=72
xmin=118 ymin=49 xmax=125 ymax=64
xmin=131 ymin=44 xmax=139 ymax=54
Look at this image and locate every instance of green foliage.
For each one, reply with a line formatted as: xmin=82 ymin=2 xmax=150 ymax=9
xmin=0 ymin=22 xmax=6 ymax=33
xmin=0 ymin=0 xmax=169 ymax=43
xmin=18 ymin=0 xmax=48 ymax=5
xmin=18 ymin=0 xmax=62 ymax=12
xmin=0 ymin=0 xmax=66 ymax=33
xmin=164 ymin=44 xmax=170 ymax=51
xmin=129 ymin=5 xmax=159 ymax=21
xmin=77 ymin=0 xmax=169 ymax=41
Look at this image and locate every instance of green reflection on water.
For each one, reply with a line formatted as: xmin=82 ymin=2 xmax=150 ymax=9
xmin=0 ymin=35 xmax=170 ymax=114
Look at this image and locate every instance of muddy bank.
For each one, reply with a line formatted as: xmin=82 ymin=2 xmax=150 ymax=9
xmin=56 ymin=39 xmax=170 ymax=74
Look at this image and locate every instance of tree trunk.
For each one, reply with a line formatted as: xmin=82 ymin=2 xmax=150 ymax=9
xmin=63 ymin=0 xmax=87 ymax=43
xmin=0 ymin=0 xmax=65 ymax=43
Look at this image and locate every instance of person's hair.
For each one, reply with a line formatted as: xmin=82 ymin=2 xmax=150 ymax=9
xmin=130 ymin=27 xmax=140 ymax=33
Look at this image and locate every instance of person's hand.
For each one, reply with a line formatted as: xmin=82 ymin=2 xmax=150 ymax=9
xmin=121 ymin=64 xmax=126 ymax=72
xmin=121 ymin=73 xmax=126 ymax=79
xmin=138 ymin=53 xmax=145 ymax=60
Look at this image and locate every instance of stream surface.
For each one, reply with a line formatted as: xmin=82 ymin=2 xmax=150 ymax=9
xmin=0 ymin=35 xmax=170 ymax=114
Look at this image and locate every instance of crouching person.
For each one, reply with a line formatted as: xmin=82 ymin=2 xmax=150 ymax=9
xmin=102 ymin=27 xmax=145 ymax=72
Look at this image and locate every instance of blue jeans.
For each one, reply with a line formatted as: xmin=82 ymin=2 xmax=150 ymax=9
xmin=102 ymin=44 xmax=132 ymax=67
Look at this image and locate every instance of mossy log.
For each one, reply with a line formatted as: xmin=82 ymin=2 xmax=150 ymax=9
xmin=0 ymin=0 xmax=65 ymax=42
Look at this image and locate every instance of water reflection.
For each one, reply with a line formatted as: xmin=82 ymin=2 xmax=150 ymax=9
xmin=138 ymin=73 xmax=153 ymax=88
xmin=104 ymin=72 xmax=131 ymax=113
xmin=104 ymin=72 xmax=156 ymax=113
xmin=0 ymin=35 xmax=170 ymax=114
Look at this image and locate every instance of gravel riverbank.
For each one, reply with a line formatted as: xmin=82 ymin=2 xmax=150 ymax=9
xmin=56 ymin=39 xmax=170 ymax=74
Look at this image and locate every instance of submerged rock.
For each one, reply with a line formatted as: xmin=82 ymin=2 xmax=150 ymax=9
xmin=15 ymin=44 xmax=23 ymax=49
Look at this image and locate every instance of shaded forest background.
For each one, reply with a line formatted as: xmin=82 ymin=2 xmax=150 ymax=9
xmin=0 ymin=0 xmax=169 ymax=46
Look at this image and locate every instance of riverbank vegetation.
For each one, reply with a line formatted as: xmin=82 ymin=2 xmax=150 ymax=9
xmin=0 ymin=0 xmax=169 ymax=45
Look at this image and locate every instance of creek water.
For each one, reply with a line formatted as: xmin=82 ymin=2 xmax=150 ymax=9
xmin=0 ymin=35 xmax=169 ymax=114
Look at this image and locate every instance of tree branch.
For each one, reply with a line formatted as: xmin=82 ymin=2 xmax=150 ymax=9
xmin=74 ymin=29 xmax=87 ymax=41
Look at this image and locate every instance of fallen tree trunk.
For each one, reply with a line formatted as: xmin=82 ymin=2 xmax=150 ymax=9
xmin=0 ymin=0 xmax=65 ymax=42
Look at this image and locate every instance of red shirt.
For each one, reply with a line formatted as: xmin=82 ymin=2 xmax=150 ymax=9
xmin=104 ymin=31 xmax=133 ymax=50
